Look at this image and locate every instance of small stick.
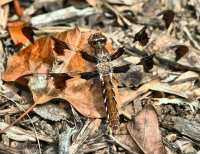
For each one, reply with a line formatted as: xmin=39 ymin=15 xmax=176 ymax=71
xmin=182 ymin=26 xmax=200 ymax=50
xmin=13 ymin=0 xmax=23 ymax=17
xmin=0 ymin=103 xmax=37 ymax=134
xmin=31 ymin=6 xmax=96 ymax=26
xmin=103 ymin=2 xmax=131 ymax=26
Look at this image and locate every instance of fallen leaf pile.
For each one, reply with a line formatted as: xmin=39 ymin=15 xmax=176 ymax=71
xmin=2 ymin=0 xmax=200 ymax=153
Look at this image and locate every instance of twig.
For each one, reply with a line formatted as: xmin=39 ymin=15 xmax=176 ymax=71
xmin=31 ymin=6 xmax=97 ymax=26
xmin=0 ymin=104 xmax=30 ymax=115
xmin=103 ymin=2 xmax=132 ymax=27
xmin=34 ymin=26 xmax=91 ymax=35
xmin=136 ymin=16 xmax=163 ymax=28
xmin=182 ymin=26 xmax=200 ymax=50
xmin=126 ymin=46 xmax=200 ymax=73
xmin=0 ymin=92 xmax=42 ymax=154
xmin=0 ymin=103 xmax=37 ymax=134
xmin=80 ymin=142 xmax=108 ymax=153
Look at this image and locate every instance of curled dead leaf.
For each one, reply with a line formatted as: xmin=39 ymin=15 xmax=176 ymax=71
xmin=127 ymin=105 xmax=166 ymax=154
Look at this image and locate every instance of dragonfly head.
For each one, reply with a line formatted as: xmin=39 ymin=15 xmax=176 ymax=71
xmin=88 ymin=33 xmax=107 ymax=49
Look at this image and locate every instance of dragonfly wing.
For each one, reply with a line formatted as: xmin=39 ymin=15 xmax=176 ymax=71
xmin=80 ymin=71 xmax=99 ymax=80
xmin=80 ymin=51 xmax=98 ymax=64
xmin=111 ymin=47 xmax=125 ymax=60
xmin=113 ymin=64 xmax=131 ymax=73
xmin=50 ymin=73 xmax=73 ymax=90
xmin=50 ymin=71 xmax=98 ymax=80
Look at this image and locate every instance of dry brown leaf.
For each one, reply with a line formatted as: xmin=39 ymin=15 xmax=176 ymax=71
xmin=2 ymin=36 xmax=53 ymax=81
xmin=30 ymin=73 xmax=121 ymax=119
xmin=33 ymin=102 xmax=70 ymax=121
xmin=114 ymin=134 xmax=142 ymax=153
xmin=119 ymin=79 xmax=160 ymax=107
xmin=31 ymin=77 xmax=106 ymax=118
xmin=7 ymin=21 xmax=30 ymax=45
xmin=127 ymin=105 xmax=166 ymax=154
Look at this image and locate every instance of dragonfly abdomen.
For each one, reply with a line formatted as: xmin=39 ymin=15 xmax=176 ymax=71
xmin=102 ymin=75 xmax=119 ymax=130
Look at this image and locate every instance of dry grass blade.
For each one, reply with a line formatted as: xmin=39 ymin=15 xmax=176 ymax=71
xmin=103 ymin=2 xmax=132 ymax=26
xmin=0 ymin=103 xmax=37 ymax=134
xmin=0 ymin=122 xmax=53 ymax=142
xmin=0 ymin=142 xmax=22 ymax=154
xmin=69 ymin=119 xmax=101 ymax=154
xmin=182 ymin=26 xmax=200 ymax=50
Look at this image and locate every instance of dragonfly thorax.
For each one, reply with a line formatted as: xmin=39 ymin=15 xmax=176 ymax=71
xmin=96 ymin=52 xmax=113 ymax=78
xmin=88 ymin=32 xmax=113 ymax=79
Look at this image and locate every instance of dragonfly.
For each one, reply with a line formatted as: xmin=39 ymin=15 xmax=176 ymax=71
xmin=46 ymin=32 xmax=155 ymax=130
xmin=51 ymin=32 xmax=130 ymax=130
